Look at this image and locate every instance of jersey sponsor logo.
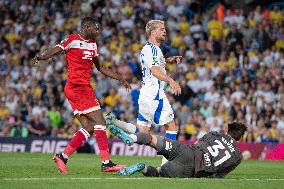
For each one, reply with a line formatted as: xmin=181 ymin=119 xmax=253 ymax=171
xmin=165 ymin=141 xmax=172 ymax=151
xmin=82 ymin=50 xmax=94 ymax=60
xmin=64 ymin=39 xmax=97 ymax=52
xmin=152 ymin=57 xmax=159 ymax=65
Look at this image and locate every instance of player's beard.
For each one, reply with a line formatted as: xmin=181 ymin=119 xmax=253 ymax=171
xmin=89 ymin=33 xmax=96 ymax=40
xmin=88 ymin=31 xmax=99 ymax=40
xmin=156 ymin=35 xmax=166 ymax=43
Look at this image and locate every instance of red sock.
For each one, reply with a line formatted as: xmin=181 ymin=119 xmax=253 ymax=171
xmin=94 ymin=125 xmax=110 ymax=161
xmin=63 ymin=128 xmax=90 ymax=157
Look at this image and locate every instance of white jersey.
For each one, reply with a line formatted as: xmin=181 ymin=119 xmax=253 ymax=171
xmin=139 ymin=42 xmax=166 ymax=100
xmin=137 ymin=42 xmax=174 ymax=126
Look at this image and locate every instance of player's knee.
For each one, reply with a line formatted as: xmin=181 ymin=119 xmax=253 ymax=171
xmin=88 ymin=118 xmax=106 ymax=126
xmin=164 ymin=120 xmax=176 ymax=131
xmin=156 ymin=136 xmax=166 ymax=151
xmin=137 ymin=125 xmax=150 ymax=133
xmin=98 ymin=119 xmax=106 ymax=126
xmin=159 ymin=165 xmax=171 ymax=178
xmin=86 ymin=111 xmax=106 ymax=126
xmin=136 ymin=133 xmax=152 ymax=145
xmin=82 ymin=125 xmax=94 ymax=135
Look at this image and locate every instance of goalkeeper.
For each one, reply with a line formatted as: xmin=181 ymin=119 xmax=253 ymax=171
xmin=107 ymin=121 xmax=247 ymax=178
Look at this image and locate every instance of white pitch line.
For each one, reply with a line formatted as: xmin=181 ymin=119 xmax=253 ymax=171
xmin=2 ymin=178 xmax=284 ymax=181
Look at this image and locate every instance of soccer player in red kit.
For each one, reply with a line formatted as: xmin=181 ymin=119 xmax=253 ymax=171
xmin=31 ymin=17 xmax=131 ymax=174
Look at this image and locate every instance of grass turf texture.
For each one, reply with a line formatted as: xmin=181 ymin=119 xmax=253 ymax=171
xmin=0 ymin=153 xmax=283 ymax=189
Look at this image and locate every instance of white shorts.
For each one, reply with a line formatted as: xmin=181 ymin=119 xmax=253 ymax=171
xmin=137 ymin=95 xmax=174 ymax=127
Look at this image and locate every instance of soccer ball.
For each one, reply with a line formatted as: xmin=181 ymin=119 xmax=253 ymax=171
xmin=242 ymin=150 xmax=251 ymax=160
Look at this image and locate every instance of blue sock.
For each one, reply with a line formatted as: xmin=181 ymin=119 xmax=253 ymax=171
xmin=165 ymin=131 xmax=177 ymax=140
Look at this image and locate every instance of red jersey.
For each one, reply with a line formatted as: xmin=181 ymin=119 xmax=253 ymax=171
xmin=56 ymin=34 xmax=99 ymax=85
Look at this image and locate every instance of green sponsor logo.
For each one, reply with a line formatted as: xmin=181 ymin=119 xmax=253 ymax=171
xmin=152 ymin=57 xmax=158 ymax=65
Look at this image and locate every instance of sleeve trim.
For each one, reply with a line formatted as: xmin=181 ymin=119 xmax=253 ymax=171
xmin=55 ymin=44 xmax=65 ymax=50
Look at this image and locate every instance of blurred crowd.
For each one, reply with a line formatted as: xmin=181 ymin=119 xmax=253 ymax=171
xmin=0 ymin=0 xmax=284 ymax=143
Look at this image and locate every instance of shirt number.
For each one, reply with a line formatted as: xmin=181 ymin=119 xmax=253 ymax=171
xmin=207 ymin=139 xmax=231 ymax=167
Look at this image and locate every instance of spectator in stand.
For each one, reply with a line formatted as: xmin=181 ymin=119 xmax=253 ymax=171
xmin=226 ymin=23 xmax=244 ymax=54
xmin=10 ymin=116 xmax=29 ymax=138
xmin=28 ymin=114 xmax=49 ymax=137
xmin=47 ymin=106 xmax=61 ymax=137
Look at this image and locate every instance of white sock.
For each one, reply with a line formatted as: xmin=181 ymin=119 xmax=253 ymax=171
xmin=102 ymin=160 xmax=110 ymax=164
xmin=62 ymin=153 xmax=69 ymax=159
xmin=130 ymin=134 xmax=137 ymax=142
xmin=140 ymin=166 xmax=147 ymax=173
xmin=116 ymin=120 xmax=137 ymax=134
xmin=161 ymin=156 xmax=168 ymax=166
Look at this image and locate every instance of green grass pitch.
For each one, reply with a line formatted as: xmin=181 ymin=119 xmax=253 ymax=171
xmin=0 ymin=153 xmax=283 ymax=189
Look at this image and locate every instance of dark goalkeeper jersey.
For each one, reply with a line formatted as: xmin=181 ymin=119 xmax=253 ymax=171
xmin=192 ymin=132 xmax=242 ymax=178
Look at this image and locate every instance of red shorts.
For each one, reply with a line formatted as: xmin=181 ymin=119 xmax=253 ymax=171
xmin=64 ymin=83 xmax=100 ymax=115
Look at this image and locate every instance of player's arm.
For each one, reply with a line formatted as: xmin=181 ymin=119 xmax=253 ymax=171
xmin=151 ymin=66 xmax=174 ymax=83
xmin=93 ymin=56 xmax=131 ymax=91
xmin=143 ymin=46 xmax=181 ymax=95
xmin=165 ymin=56 xmax=182 ymax=64
xmin=31 ymin=46 xmax=63 ymax=64
xmin=32 ymin=35 xmax=74 ymax=64
xmin=151 ymin=66 xmax=181 ymax=95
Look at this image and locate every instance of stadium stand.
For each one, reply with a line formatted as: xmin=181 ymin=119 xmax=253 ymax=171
xmin=0 ymin=0 xmax=283 ymax=144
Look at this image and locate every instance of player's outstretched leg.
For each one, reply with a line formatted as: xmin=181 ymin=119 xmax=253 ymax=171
xmin=128 ymin=132 xmax=180 ymax=161
xmin=105 ymin=112 xmax=116 ymax=125
xmin=108 ymin=131 xmax=156 ymax=148
xmin=105 ymin=112 xmax=139 ymax=134
xmin=162 ymin=120 xmax=177 ymax=165
xmin=108 ymin=125 xmax=134 ymax=145
xmin=118 ymin=162 xmax=146 ymax=176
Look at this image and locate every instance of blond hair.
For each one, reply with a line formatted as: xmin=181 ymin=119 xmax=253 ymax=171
xmin=145 ymin=20 xmax=164 ymax=36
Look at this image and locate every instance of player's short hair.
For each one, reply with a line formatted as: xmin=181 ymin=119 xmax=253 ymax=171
xmin=227 ymin=122 xmax=247 ymax=141
xmin=81 ymin=17 xmax=97 ymax=28
xmin=145 ymin=20 xmax=164 ymax=36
